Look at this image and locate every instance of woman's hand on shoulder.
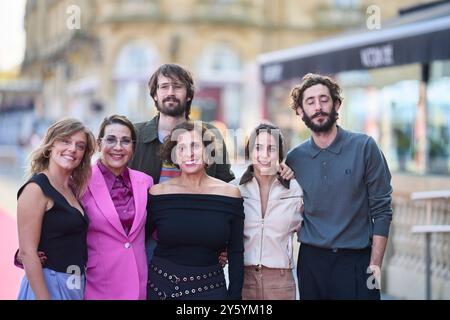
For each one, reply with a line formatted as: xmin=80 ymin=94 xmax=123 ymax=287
xmin=278 ymin=162 xmax=295 ymax=180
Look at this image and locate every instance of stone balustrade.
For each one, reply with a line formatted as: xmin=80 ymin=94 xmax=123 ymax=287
xmin=384 ymin=193 xmax=450 ymax=299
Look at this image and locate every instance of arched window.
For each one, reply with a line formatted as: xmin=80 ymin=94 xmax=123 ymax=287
xmin=113 ymin=41 xmax=157 ymax=81
xmin=197 ymin=42 xmax=242 ymax=80
xmin=113 ymin=41 xmax=157 ymax=120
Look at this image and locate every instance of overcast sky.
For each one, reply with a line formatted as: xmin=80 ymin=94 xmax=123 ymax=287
xmin=0 ymin=0 xmax=26 ymax=72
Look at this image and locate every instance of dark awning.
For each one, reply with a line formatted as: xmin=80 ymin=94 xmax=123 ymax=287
xmin=259 ymin=14 xmax=450 ymax=85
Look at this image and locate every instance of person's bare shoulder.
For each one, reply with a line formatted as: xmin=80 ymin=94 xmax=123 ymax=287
xmin=209 ymin=177 xmax=241 ymax=198
xmin=149 ymin=178 xmax=182 ymax=195
xmin=19 ymin=182 xmax=45 ymax=199
xmin=149 ymin=183 xmax=166 ymax=195
xmin=223 ymin=184 xmax=241 ymax=198
xmin=18 ymin=182 xmax=51 ymax=216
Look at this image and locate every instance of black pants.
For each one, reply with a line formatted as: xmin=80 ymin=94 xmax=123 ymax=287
xmin=297 ymin=244 xmax=381 ymax=300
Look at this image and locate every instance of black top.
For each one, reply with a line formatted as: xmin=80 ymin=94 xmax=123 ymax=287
xmin=147 ymin=193 xmax=244 ymax=300
xmin=17 ymin=173 xmax=88 ymax=274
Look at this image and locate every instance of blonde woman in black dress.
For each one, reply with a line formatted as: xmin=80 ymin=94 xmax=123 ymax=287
xmin=16 ymin=118 xmax=95 ymax=300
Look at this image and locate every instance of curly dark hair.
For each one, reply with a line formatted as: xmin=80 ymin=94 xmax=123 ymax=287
xmin=148 ymin=64 xmax=195 ymax=119
xmin=160 ymin=121 xmax=217 ymax=168
xmin=289 ymin=73 xmax=343 ymax=114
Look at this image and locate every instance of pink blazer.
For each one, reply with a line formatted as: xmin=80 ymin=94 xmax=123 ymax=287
xmin=82 ymin=163 xmax=153 ymax=300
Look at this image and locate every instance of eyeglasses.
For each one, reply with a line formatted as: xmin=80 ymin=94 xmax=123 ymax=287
xmin=101 ymin=135 xmax=133 ymax=147
xmin=157 ymin=83 xmax=185 ymax=92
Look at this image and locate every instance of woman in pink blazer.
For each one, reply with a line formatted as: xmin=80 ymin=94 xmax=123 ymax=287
xmin=82 ymin=115 xmax=153 ymax=300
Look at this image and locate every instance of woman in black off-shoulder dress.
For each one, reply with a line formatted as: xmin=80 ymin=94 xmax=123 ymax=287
xmin=146 ymin=121 xmax=244 ymax=300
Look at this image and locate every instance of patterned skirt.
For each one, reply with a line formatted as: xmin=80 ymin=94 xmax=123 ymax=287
xmin=147 ymin=256 xmax=227 ymax=300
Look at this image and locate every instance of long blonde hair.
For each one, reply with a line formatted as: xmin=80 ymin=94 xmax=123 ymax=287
xmin=27 ymin=118 xmax=95 ymax=198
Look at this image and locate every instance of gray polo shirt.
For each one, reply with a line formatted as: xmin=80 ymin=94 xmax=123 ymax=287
xmin=286 ymin=126 xmax=393 ymax=249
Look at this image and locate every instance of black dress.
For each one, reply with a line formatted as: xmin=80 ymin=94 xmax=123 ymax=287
xmin=146 ymin=193 xmax=244 ymax=300
xmin=17 ymin=173 xmax=89 ymax=274
xmin=16 ymin=173 xmax=89 ymax=299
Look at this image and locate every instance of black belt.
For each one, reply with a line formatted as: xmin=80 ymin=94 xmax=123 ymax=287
xmin=149 ymin=263 xmax=224 ymax=284
xmin=302 ymin=243 xmax=371 ymax=253
xmin=147 ymin=257 xmax=226 ymax=300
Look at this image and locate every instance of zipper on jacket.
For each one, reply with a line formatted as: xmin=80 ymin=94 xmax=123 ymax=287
xmin=258 ymin=218 xmax=264 ymax=268
xmin=279 ymin=195 xmax=301 ymax=200
xmin=255 ymin=177 xmax=276 ymax=269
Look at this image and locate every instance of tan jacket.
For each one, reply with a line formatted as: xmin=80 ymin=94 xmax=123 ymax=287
xmin=232 ymin=166 xmax=303 ymax=269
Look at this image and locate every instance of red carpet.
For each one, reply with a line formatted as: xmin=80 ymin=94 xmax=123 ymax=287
xmin=0 ymin=209 xmax=23 ymax=299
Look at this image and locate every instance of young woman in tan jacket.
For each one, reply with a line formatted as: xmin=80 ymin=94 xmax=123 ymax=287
xmin=232 ymin=123 xmax=303 ymax=300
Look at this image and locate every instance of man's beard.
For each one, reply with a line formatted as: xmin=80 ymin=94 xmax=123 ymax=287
xmin=156 ymin=96 xmax=186 ymax=117
xmin=301 ymin=106 xmax=339 ymax=133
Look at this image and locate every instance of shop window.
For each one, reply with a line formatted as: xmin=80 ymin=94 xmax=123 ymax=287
xmin=427 ymin=77 xmax=450 ymax=175
xmin=196 ymin=42 xmax=242 ymax=128
xmin=381 ymin=81 xmax=419 ymax=173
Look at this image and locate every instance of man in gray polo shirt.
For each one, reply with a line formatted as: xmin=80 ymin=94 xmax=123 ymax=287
xmin=286 ymin=73 xmax=393 ymax=300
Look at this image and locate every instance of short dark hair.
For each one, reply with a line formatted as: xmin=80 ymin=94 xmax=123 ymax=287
xmin=245 ymin=122 xmax=285 ymax=163
xmin=148 ymin=64 xmax=195 ymax=119
xmin=160 ymin=121 xmax=216 ymax=168
xmin=97 ymin=114 xmax=137 ymax=152
xmin=289 ymin=73 xmax=343 ymax=114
